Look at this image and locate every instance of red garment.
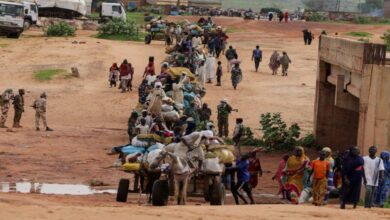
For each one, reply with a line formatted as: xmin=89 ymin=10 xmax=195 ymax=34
xmin=248 ymin=158 xmax=262 ymax=188
xmin=119 ymin=63 xmax=134 ymax=78
xmin=144 ymin=62 xmax=155 ymax=77
xmin=284 ymin=12 xmax=289 ymax=22
xmin=119 ymin=63 xmax=129 ymax=78
xmin=275 ymin=159 xmax=287 ymax=194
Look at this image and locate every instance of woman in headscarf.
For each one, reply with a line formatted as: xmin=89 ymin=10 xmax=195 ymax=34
xmin=340 ymin=146 xmax=364 ymax=209
xmin=147 ymin=82 xmax=166 ymax=116
xmin=322 ymin=147 xmax=335 ymax=204
xmin=283 ymin=146 xmax=310 ymax=204
xmin=374 ymin=150 xmax=390 ymax=208
xmin=119 ymin=59 xmax=131 ymax=92
xmin=273 ymin=154 xmax=289 ymax=199
xmin=268 ymin=51 xmax=280 ymax=75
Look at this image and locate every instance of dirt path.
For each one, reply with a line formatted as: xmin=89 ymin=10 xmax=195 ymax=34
xmin=0 ymin=17 xmax=389 ymax=219
xmin=0 ymin=193 xmax=389 ymax=220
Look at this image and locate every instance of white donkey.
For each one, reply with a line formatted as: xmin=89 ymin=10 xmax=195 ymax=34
xmin=150 ymin=131 xmax=212 ymax=205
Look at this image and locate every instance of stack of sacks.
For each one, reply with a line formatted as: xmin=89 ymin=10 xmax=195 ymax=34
xmin=122 ymin=142 xmax=165 ymax=171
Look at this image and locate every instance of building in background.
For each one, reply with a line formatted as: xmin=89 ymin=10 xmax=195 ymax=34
xmin=188 ymin=0 xmax=221 ymax=8
xmin=385 ymin=0 xmax=390 ymax=17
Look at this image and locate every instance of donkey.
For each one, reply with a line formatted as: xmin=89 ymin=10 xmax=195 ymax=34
xmin=150 ymin=131 xmax=212 ymax=205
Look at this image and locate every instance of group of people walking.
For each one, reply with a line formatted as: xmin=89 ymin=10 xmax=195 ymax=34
xmin=273 ymin=145 xmax=390 ymax=208
xmin=108 ymin=59 xmax=135 ymax=93
xmin=0 ymin=89 xmax=53 ymax=131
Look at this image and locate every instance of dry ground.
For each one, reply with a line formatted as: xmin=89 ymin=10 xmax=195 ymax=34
xmin=0 ymin=17 xmax=389 ymax=219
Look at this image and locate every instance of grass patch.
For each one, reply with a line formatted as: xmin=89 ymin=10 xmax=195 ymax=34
xmin=95 ymin=31 xmax=147 ymax=42
xmin=34 ymin=69 xmax=68 ymax=81
xmin=345 ymin=32 xmax=373 ymax=38
xmin=0 ymin=43 xmax=8 ymax=48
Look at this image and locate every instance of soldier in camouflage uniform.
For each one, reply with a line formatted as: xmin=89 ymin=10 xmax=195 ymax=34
xmin=33 ymin=92 xmax=53 ymax=131
xmin=217 ymin=99 xmax=233 ymax=138
xmin=0 ymin=89 xmax=14 ymax=128
xmin=13 ymin=89 xmax=25 ymax=128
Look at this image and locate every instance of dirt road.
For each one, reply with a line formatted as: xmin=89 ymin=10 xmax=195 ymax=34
xmin=0 ymin=17 xmax=389 ymax=218
xmin=1 ymin=193 xmax=389 ymax=220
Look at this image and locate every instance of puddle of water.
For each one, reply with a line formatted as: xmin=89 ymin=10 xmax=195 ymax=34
xmin=0 ymin=182 xmax=116 ymax=195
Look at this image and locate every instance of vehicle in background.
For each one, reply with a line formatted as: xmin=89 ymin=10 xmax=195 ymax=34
xmin=36 ymin=0 xmax=87 ymax=19
xmin=100 ymin=2 xmax=126 ymax=21
xmin=22 ymin=1 xmax=38 ymax=29
xmin=243 ymin=10 xmax=256 ymax=20
xmin=0 ymin=0 xmax=24 ymax=38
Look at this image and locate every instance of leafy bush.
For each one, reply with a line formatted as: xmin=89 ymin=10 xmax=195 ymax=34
xmin=240 ymin=127 xmax=264 ymax=146
xmin=382 ymin=30 xmax=390 ymax=51
xmin=298 ymin=133 xmax=316 ymax=149
xmin=97 ymin=19 xmax=140 ymax=41
xmin=260 ymin=7 xmax=282 ymax=14
xmin=307 ymin=12 xmax=326 ymax=22
xmin=259 ymin=113 xmax=301 ymax=151
xmin=353 ymin=16 xmax=370 ymax=24
xmin=46 ymin=22 xmax=75 ymax=37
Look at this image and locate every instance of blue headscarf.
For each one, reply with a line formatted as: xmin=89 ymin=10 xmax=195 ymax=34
xmin=380 ymin=151 xmax=390 ymax=169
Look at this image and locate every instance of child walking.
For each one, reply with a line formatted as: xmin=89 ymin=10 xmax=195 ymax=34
xmin=310 ymin=151 xmax=330 ymax=206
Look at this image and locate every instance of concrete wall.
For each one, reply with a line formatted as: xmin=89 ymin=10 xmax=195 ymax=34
xmin=314 ymin=36 xmax=389 ymax=153
xmin=385 ymin=0 xmax=390 ymax=18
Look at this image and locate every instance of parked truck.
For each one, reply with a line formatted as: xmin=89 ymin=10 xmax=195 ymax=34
xmin=22 ymin=0 xmax=38 ymax=29
xmin=100 ymin=2 xmax=126 ymax=21
xmin=0 ymin=0 xmax=25 ymax=38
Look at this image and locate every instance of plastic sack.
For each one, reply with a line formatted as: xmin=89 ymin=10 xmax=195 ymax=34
xmin=212 ymin=149 xmax=235 ymax=164
xmin=161 ymin=104 xmax=174 ymax=112
xmin=147 ymin=143 xmax=165 ymax=152
xmin=203 ymin=158 xmax=224 ymax=174
xmin=122 ymin=163 xmax=141 ymax=171
xmin=121 ymin=145 xmax=145 ymax=155
xmin=137 ymin=133 xmax=162 ymax=143
xmin=168 ymin=67 xmax=196 ymax=81
xmin=131 ymin=136 xmax=149 ymax=148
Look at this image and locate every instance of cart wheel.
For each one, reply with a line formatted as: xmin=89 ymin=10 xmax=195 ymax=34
xmin=151 ymin=180 xmax=169 ymax=206
xmin=116 ymin=178 xmax=130 ymax=202
xmin=145 ymin=34 xmax=152 ymax=44
xmin=203 ymin=176 xmax=210 ymax=202
xmin=209 ymin=182 xmax=225 ymax=206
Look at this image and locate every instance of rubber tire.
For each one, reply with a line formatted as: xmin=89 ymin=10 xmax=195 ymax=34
xmin=7 ymin=32 xmax=20 ymax=39
xmin=151 ymin=180 xmax=169 ymax=206
xmin=116 ymin=178 xmax=129 ymax=202
xmin=203 ymin=176 xmax=210 ymax=202
xmin=209 ymin=182 xmax=225 ymax=206
xmin=24 ymin=20 xmax=31 ymax=30
xmin=145 ymin=35 xmax=152 ymax=44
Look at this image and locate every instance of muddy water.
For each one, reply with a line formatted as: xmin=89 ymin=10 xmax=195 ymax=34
xmin=0 ymin=182 xmax=116 ymax=195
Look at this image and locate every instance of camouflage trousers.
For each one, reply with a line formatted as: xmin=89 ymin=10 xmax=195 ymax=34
xmin=218 ymin=118 xmax=229 ymax=138
xmin=1 ymin=104 xmax=10 ymax=124
xmin=13 ymin=108 xmax=23 ymax=124
xmin=35 ymin=111 xmax=47 ymax=128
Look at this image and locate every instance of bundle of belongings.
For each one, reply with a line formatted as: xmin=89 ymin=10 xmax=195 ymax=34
xmin=145 ymin=17 xmax=168 ymax=32
xmin=110 ymin=31 xmax=233 ymax=175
